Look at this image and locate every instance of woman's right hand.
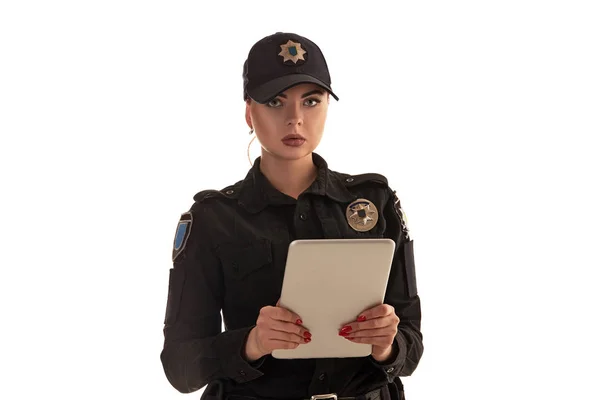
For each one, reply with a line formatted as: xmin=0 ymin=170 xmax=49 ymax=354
xmin=244 ymin=301 xmax=312 ymax=361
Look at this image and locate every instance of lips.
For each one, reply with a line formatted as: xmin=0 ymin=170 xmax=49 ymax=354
xmin=282 ymin=134 xmax=306 ymax=147
xmin=282 ymin=134 xmax=306 ymax=141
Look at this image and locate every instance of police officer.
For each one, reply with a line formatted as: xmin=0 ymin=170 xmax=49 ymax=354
xmin=160 ymin=32 xmax=423 ymax=400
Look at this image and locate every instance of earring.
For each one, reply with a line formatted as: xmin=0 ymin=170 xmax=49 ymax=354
xmin=247 ymin=133 xmax=257 ymax=166
xmin=249 ymin=128 xmax=254 ymax=135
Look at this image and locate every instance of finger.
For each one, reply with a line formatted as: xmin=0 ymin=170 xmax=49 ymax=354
xmin=341 ymin=326 xmax=396 ymax=338
xmin=267 ymin=319 xmax=311 ymax=341
xmin=272 ymin=299 xmax=305 ymax=325
xmin=267 ymin=339 xmax=302 ymax=350
xmin=344 ymin=335 xmax=394 ymax=347
xmin=269 ymin=305 xmax=303 ymax=325
xmin=258 ymin=309 xmax=310 ymax=337
xmin=357 ymin=304 xmax=396 ymax=321
xmin=339 ymin=315 xmax=399 ymax=334
xmin=267 ymin=328 xmax=311 ymax=344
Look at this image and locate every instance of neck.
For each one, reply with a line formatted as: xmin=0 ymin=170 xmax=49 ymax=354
xmin=259 ymin=152 xmax=318 ymax=199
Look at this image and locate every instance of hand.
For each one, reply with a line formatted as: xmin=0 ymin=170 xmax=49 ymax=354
xmin=338 ymin=304 xmax=400 ymax=362
xmin=244 ymin=299 xmax=311 ymax=362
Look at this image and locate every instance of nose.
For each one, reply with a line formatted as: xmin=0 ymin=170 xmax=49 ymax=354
xmin=285 ymin=102 xmax=303 ymax=127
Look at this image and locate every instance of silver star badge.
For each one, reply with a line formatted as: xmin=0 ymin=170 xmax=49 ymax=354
xmin=346 ymin=199 xmax=379 ymax=232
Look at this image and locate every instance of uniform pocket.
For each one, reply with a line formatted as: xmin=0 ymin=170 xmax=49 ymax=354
xmin=164 ymin=268 xmax=186 ymax=324
xmin=403 ymin=240 xmax=418 ymax=298
xmin=217 ymin=239 xmax=279 ymax=310
xmin=217 ymin=238 xmax=273 ymax=281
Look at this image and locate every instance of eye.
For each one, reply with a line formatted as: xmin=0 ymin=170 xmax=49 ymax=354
xmin=267 ymin=98 xmax=283 ymax=108
xmin=304 ymin=98 xmax=321 ymax=107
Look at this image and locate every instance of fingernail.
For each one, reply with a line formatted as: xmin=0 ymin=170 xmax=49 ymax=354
xmin=304 ymin=337 xmax=311 ymax=343
xmin=296 ymin=319 xmax=303 ymax=325
xmin=339 ymin=331 xmax=349 ymax=336
xmin=357 ymin=315 xmax=367 ymax=322
xmin=340 ymin=326 xmax=352 ymax=333
xmin=303 ymin=332 xmax=312 ymax=339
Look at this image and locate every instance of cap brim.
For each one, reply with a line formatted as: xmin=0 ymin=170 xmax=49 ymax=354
xmin=247 ymin=74 xmax=339 ymax=104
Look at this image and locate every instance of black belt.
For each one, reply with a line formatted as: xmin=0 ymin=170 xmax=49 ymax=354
xmin=227 ymin=386 xmax=385 ymax=400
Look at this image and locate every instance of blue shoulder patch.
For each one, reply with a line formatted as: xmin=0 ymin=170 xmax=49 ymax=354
xmin=172 ymin=212 xmax=193 ymax=262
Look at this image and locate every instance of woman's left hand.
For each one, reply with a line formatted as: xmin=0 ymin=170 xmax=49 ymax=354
xmin=338 ymin=304 xmax=400 ymax=362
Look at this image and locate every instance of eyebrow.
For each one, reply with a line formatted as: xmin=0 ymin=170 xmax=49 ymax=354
xmin=277 ymin=89 xmax=325 ymax=99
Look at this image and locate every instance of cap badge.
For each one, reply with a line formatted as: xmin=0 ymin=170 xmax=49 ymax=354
xmin=346 ymin=198 xmax=379 ymax=232
xmin=279 ymin=40 xmax=307 ymax=64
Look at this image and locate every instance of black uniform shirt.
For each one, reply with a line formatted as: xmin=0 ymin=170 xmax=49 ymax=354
xmin=160 ymin=153 xmax=423 ymax=398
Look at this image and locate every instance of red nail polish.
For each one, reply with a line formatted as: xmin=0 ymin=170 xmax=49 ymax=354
xmin=357 ymin=315 xmax=366 ymax=322
xmin=304 ymin=337 xmax=311 ymax=343
xmin=296 ymin=319 xmax=303 ymax=325
xmin=340 ymin=326 xmax=352 ymax=333
xmin=303 ymin=332 xmax=312 ymax=338
xmin=339 ymin=331 xmax=349 ymax=336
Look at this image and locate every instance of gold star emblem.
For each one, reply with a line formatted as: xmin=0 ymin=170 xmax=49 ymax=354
xmin=346 ymin=199 xmax=379 ymax=232
xmin=278 ymin=40 xmax=307 ymax=64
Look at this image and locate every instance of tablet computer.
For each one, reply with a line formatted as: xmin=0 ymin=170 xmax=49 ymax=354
xmin=272 ymin=238 xmax=395 ymax=359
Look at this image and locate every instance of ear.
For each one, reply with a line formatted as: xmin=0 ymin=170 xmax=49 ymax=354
xmin=245 ymin=100 xmax=253 ymax=130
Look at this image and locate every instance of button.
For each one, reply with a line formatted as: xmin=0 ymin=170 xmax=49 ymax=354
xmin=239 ymin=370 xmax=246 ymax=376
xmin=299 ymin=213 xmax=307 ymax=221
xmin=318 ymin=373 xmax=326 ymax=380
xmin=345 ymin=177 xmax=354 ymax=183
xmin=386 ymin=367 xmax=394 ymax=373
xmin=226 ymin=190 xmax=234 ymax=195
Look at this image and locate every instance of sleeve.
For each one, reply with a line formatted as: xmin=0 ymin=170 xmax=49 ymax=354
xmin=368 ymin=189 xmax=424 ymax=382
xmin=160 ymin=203 xmax=265 ymax=394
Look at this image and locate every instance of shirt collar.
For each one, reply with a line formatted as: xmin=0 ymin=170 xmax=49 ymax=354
xmin=237 ymin=152 xmax=355 ymax=214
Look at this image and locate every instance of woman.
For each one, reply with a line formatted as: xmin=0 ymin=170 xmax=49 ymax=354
xmin=160 ymin=32 xmax=423 ymax=400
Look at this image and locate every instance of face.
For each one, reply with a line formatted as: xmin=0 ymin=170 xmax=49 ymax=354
xmin=246 ymin=83 xmax=330 ymax=162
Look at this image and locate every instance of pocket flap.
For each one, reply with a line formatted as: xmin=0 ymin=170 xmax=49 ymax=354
xmin=217 ymin=239 xmax=272 ymax=280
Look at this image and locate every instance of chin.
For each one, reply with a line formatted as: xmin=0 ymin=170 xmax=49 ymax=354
xmin=264 ymin=144 xmax=315 ymax=161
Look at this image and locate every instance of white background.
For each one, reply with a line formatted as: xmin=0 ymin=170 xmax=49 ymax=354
xmin=1 ymin=1 xmax=599 ymax=399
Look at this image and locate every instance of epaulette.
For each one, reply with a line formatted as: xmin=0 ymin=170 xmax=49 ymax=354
xmin=192 ymin=180 xmax=244 ymax=203
xmin=192 ymin=189 xmax=224 ymax=203
xmin=218 ymin=182 xmax=243 ymax=199
xmin=342 ymin=173 xmax=388 ymax=187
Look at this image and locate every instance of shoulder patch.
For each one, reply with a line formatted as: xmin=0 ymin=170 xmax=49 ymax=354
xmin=343 ymin=173 xmax=388 ymax=187
xmin=172 ymin=212 xmax=193 ymax=262
xmin=391 ymin=190 xmax=411 ymax=241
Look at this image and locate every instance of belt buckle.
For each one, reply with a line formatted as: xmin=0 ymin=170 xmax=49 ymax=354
xmin=310 ymin=394 xmax=337 ymax=400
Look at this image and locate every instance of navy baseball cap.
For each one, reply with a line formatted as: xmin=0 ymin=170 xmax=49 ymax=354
xmin=243 ymin=32 xmax=339 ymax=104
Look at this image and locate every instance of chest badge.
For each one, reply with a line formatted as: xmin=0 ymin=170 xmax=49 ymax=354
xmin=346 ymin=198 xmax=379 ymax=232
